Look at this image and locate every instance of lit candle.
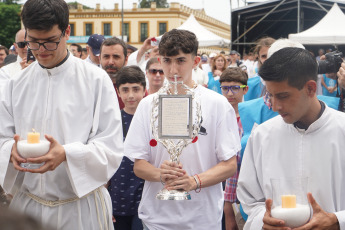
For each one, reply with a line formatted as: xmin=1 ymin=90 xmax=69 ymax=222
xmin=27 ymin=129 xmax=40 ymax=144
xmin=282 ymin=195 xmax=296 ymax=208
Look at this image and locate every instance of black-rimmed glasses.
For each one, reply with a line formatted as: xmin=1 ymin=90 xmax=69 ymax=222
xmin=16 ymin=42 xmax=27 ymax=49
xmin=220 ymin=85 xmax=247 ymax=94
xmin=25 ymin=31 xmax=65 ymax=51
xmin=148 ymin=69 xmax=164 ymax=75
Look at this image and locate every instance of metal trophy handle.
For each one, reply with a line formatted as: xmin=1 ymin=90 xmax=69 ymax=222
xmin=151 ymin=75 xmax=202 ymax=200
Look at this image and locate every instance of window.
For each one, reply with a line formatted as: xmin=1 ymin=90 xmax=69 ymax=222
xmin=103 ymin=23 xmax=111 ymax=36
xmin=140 ymin=22 xmax=148 ymax=42
xmin=85 ymin=23 xmax=93 ymax=36
xmin=159 ymin=23 xmax=167 ymax=35
xmin=70 ymin=23 xmax=75 ymax=36
xmin=122 ymin=23 xmax=130 ymax=42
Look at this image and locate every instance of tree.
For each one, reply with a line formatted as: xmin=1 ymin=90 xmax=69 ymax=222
xmin=0 ymin=3 xmax=21 ymax=48
xmin=138 ymin=0 xmax=169 ymax=8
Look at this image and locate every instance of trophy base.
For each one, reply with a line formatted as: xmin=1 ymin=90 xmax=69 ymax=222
xmin=156 ymin=188 xmax=191 ymax=200
xmin=20 ymin=162 xmax=44 ymax=169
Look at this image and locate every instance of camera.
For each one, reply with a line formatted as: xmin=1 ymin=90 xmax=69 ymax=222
xmin=27 ymin=48 xmax=36 ymax=63
xmin=318 ymin=51 xmax=343 ymax=74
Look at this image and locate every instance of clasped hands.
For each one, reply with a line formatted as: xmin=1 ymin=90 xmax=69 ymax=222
xmin=263 ymin=193 xmax=340 ymax=230
xmin=11 ymin=134 xmax=66 ymax=173
xmin=159 ymin=160 xmax=197 ymax=192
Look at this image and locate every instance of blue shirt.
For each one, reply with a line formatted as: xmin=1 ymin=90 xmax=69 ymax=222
xmin=108 ymin=110 xmax=144 ymax=216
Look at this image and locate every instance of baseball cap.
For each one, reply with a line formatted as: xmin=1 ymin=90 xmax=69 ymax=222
xmin=230 ymin=50 xmax=238 ymax=55
xmin=201 ymin=55 xmax=208 ymax=62
xmin=209 ymin=52 xmax=217 ymax=58
xmin=87 ymin=34 xmax=105 ymax=56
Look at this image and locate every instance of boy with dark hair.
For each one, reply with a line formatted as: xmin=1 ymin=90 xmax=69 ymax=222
xmin=108 ymin=65 xmax=146 ymax=230
xmin=0 ymin=0 xmax=123 ymax=229
xmin=220 ymin=68 xmax=248 ymax=230
xmin=237 ymin=47 xmax=345 ymax=229
xmin=124 ymin=29 xmax=241 ymax=229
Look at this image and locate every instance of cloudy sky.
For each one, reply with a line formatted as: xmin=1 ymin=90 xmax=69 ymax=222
xmin=19 ymin=0 xmax=258 ymax=24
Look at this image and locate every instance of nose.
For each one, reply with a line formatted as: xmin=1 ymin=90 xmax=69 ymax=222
xmin=227 ymin=89 xmax=234 ymax=96
xmin=128 ymin=90 xmax=134 ymax=98
xmin=38 ymin=44 xmax=46 ymax=52
xmin=169 ymin=62 xmax=178 ymax=75
xmin=271 ymin=98 xmax=281 ymax=112
xmin=156 ymin=71 xmax=161 ymax=77
xmin=109 ymin=57 xmax=115 ymax=64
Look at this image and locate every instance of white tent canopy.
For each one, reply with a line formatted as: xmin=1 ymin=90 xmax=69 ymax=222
xmin=289 ymin=3 xmax=345 ymax=45
xmin=159 ymin=14 xmax=230 ymax=47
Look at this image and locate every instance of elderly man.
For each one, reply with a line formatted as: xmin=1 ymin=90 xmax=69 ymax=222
xmin=0 ymin=29 xmax=31 ymax=79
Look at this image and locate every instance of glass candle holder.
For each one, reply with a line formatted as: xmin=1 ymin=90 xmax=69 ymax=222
xmin=270 ymin=177 xmax=311 ymax=228
xmin=17 ymin=119 xmax=50 ymax=169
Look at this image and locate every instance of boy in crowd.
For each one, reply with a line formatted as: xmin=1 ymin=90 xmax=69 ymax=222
xmin=108 ymin=65 xmax=146 ymax=230
xmin=220 ymin=68 xmax=248 ymax=230
xmin=124 ymin=29 xmax=241 ymax=230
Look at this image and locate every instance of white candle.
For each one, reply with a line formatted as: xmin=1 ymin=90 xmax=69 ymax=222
xmin=271 ymin=204 xmax=310 ymax=228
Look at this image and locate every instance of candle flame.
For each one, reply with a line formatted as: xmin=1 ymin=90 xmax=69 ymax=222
xmin=32 ymin=128 xmax=36 ymax=133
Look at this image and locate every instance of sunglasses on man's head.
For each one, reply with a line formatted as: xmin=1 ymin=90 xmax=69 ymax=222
xmin=16 ymin=42 xmax=27 ymax=49
xmin=148 ymin=69 xmax=164 ymax=75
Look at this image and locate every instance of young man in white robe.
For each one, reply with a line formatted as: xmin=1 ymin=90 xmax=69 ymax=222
xmin=0 ymin=0 xmax=123 ymax=229
xmin=237 ymin=47 xmax=345 ymax=230
xmin=124 ymin=29 xmax=241 ymax=230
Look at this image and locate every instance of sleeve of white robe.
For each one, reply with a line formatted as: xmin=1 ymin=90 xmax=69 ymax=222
xmin=335 ymin=211 xmax=345 ymax=230
xmin=237 ymin=132 xmax=266 ymax=230
xmin=63 ymin=74 xmax=124 ymax=197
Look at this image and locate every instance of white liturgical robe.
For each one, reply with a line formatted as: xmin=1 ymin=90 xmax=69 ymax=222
xmin=0 ymin=55 xmax=123 ymax=230
xmin=237 ymin=105 xmax=345 ymax=230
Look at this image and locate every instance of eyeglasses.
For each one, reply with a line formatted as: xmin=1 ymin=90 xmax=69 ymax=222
xmin=25 ymin=31 xmax=65 ymax=51
xmin=16 ymin=42 xmax=27 ymax=49
xmin=220 ymin=85 xmax=247 ymax=94
xmin=148 ymin=69 xmax=164 ymax=75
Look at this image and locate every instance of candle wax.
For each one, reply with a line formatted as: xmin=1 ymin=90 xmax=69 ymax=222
xmin=27 ymin=132 xmax=40 ymax=144
xmin=282 ymin=195 xmax=296 ymax=208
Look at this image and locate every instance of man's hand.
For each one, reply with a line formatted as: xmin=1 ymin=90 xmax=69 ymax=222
xmin=263 ymin=199 xmax=290 ymax=230
xmin=10 ymin=134 xmax=28 ymax=172
xmin=25 ymin=135 xmax=66 ymax=174
xmin=19 ymin=57 xmax=32 ymax=70
xmin=337 ymin=62 xmax=345 ymax=90
xmin=293 ymin=193 xmax=340 ymax=230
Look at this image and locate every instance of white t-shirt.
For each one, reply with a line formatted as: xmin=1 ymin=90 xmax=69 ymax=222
xmin=125 ymin=85 xmax=241 ymax=230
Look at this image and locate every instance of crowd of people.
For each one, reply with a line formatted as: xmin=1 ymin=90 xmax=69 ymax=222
xmin=1 ymin=0 xmax=345 ymax=230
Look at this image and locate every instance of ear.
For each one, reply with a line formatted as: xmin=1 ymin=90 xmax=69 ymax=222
xmin=64 ymin=25 xmax=71 ymax=40
xmin=193 ymin=55 xmax=201 ymax=69
xmin=305 ymin=80 xmax=317 ymax=97
xmin=243 ymin=86 xmax=249 ymax=95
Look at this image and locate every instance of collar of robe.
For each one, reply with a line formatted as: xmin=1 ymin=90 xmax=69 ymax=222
xmin=38 ymin=49 xmax=70 ymax=69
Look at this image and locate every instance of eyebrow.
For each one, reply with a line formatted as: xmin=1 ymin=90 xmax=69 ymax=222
xmin=27 ymin=34 xmax=59 ymax=41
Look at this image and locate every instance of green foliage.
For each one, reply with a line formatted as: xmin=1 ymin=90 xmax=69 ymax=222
xmin=67 ymin=1 xmax=93 ymax=10
xmin=0 ymin=3 xmax=21 ymax=48
xmin=138 ymin=0 xmax=169 ymax=8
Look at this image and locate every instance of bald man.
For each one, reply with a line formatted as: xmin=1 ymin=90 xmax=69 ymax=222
xmin=0 ymin=29 xmax=31 ymax=80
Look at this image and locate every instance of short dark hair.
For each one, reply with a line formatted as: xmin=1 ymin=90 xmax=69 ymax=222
xmin=259 ymin=47 xmax=318 ymax=90
xmin=21 ymin=0 xmax=69 ymax=32
xmin=71 ymin=43 xmax=82 ymax=52
xmin=100 ymin=37 xmax=127 ymax=57
xmin=159 ymin=29 xmax=198 ymax=56
xmin=0 ymin=46 xmax=9 ymax=55
xmin=220 ymin=67 xmax=248 ymax=85
xmin=146 ymin=57 xmax=159 ymax=70
xmin=115 ymin=65 xmax=146 ymax=90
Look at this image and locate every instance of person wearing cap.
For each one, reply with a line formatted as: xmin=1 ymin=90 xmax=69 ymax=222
xmin=85 ymin=33 xmax=105 ymax=67
xmin=0 ymin=29 xmax=31 ymax=83
xmin=9 ymin=45 xmax=17 ymax=55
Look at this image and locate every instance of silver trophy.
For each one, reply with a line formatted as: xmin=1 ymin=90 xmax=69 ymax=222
xmin=151 ymin=75 xmax=202 ymax=200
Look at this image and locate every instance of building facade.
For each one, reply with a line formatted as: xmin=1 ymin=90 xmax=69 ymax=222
xmin=68 ymin=2 xmax=230 ymax=52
